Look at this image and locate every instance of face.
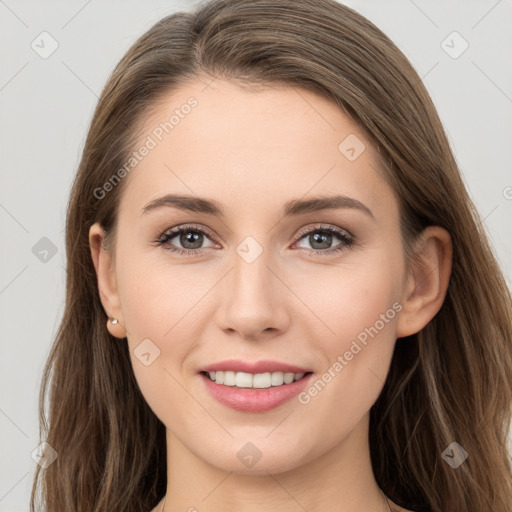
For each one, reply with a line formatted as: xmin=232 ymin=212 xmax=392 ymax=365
xmin=99 ymin=78 xmax=410 ymax=474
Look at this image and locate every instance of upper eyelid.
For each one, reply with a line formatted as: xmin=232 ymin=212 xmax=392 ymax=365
xmin=295 ymin=223 xmax=352 ymax=239
xmin=160 ymin=223 xmax=216 ymax=238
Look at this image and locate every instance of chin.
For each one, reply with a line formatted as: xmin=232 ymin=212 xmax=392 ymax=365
xmin=197 ymin=436 xmax=313 ymax=476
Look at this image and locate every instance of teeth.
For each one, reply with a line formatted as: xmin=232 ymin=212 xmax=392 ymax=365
xmin=205 ymin=370 xmax=306 ymax=388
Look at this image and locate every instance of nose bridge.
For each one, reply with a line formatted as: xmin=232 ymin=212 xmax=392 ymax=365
xmin=215 ymin=236 xmax=289 ymax=337
xmin=230 ymin=239 xmax=276 ymax=307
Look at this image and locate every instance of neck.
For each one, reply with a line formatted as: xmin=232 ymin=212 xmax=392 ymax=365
xmin=160 ymin=413 xmax=390 ymax=512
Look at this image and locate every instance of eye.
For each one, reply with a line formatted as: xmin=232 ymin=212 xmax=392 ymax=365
xmin=155 ymin=222 xmax=355 ymax=257
xmin=293 ymin=223 xmax=354 ymax=255
xmin=155 ymin=224 xmax=218 ymax=255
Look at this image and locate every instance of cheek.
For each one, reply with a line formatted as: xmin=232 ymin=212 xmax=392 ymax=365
xmin=290 ymin=260 xmax=401 ymax=412
xmin=115 ymin=244 xmax=208 ymax=340
xmin=113 ymin=248 xmax=206 ymax=405
xmin=336 ymin=275 xmax=398 ymax=344
xmin=293 ymin=260 xmax=401 ymax=347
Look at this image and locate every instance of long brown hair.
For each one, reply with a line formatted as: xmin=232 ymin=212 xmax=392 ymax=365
xmin=31 ymin=1 xmax=512 ymax=510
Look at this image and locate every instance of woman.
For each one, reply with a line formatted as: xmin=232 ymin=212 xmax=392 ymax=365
xmin=31 ymin=1 xmax=512 ymax=511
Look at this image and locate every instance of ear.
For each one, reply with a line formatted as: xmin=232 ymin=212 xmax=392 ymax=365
xmin=396 ymin=226 xmax=452 ymax=338
xmin=89 ymin=222 xmax=127 ymax=338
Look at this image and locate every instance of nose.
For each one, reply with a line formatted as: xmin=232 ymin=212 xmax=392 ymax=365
xmin=214 ymin=245 xmax=291 ymax=341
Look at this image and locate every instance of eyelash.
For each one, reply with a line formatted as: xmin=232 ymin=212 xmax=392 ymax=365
xmin=155 ymin=223 xmax=354 ymax=257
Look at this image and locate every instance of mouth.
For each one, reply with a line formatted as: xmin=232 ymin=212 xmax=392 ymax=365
xmin=200 ymin=370 xmax=313 ymax=389
xmin=198 ymin=363 xmax=314 ymax=412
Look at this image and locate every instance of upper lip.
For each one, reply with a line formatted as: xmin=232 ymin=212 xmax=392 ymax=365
xmin=200 ymin=359 xmax=311 ymax=374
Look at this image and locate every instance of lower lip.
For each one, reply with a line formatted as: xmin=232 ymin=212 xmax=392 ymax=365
xmin=200 ymin=372 xmax=313 ymax=412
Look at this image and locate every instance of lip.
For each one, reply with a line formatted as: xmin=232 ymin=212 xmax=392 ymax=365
xmin=199 ymin=370 xmax=314 ymax=413
xmin=200 ymin=359 xmax=311 ymax=374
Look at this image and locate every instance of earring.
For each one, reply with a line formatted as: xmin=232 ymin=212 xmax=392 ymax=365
xmin=110 ymin=318 xmax=119 ymax=325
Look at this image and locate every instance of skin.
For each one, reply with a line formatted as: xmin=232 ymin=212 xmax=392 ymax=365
xmin=89 ymin=78 xmax=452 ymax=512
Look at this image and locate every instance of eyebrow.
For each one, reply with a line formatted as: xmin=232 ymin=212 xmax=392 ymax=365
xmin=141 ymin=193 xmax=375 ymax=219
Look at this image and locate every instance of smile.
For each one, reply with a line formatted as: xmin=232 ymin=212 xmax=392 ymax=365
xmin=199 ymin=370 xmax=314 ymax=412
xmin=202 ymin=370 xmax=309 ymax=388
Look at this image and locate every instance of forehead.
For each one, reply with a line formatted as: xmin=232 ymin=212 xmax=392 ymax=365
xmin=118 ymin=78 xmax=397 ymax=223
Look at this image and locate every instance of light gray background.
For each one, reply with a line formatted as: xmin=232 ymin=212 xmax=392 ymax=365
xmin=1 ymin=1 xmax=511 ymax=510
